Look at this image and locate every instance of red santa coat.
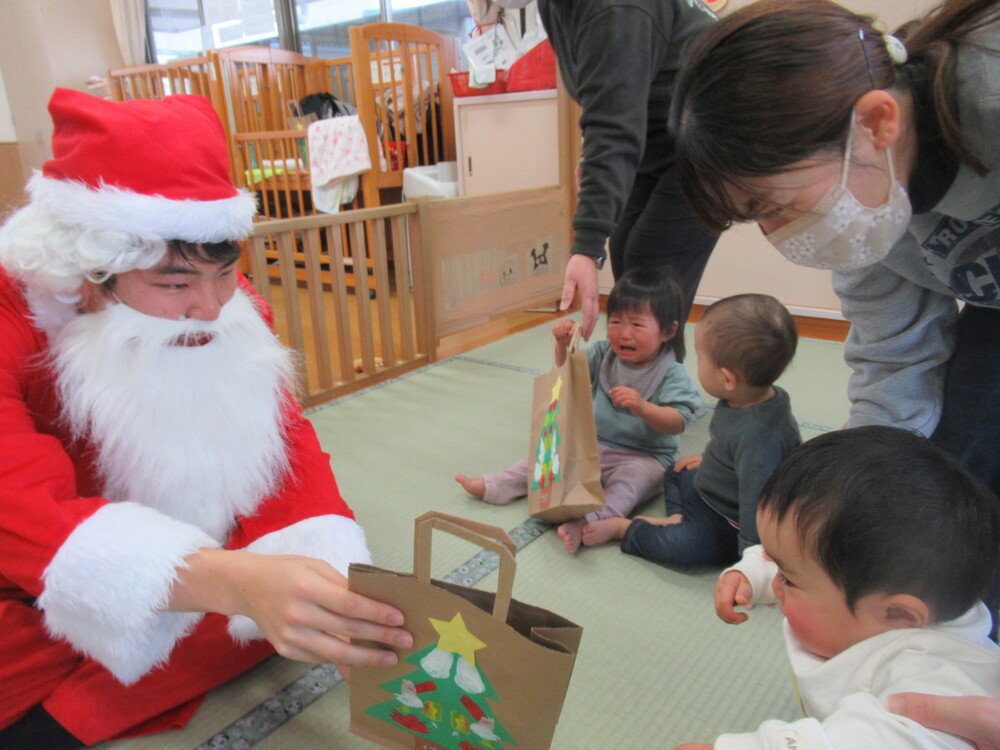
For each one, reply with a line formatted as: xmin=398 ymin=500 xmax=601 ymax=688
xmin=0 ymin=269 xmax=370 ymax=743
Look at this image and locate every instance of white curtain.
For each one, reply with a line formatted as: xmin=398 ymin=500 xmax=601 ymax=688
xmin=109 ymin=0 xmax=148 ymax=66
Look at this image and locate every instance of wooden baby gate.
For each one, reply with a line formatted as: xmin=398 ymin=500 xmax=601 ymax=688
xmin=246 ymin=185 xmax=570 ymax=408
xmin=246 ymin=202 xmax=433 ymax=408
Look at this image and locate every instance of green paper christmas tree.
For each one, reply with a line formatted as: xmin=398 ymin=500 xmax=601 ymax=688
xmin=364 ymin=613 xmax=516 ymax=749
xmin=531 ymin=375 xmax=563 ymax=502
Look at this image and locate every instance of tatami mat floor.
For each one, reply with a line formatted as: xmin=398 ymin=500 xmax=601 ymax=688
xmin=99 ymin=313 xmax=851 ymax=750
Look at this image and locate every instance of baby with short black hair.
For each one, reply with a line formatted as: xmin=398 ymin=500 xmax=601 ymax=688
xmin=677 ymin=426 xmax=1000 ymax=750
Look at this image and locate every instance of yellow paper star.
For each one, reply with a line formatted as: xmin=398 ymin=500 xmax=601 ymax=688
xmin=429 ymin=612 xmax=486 ymax=666
xmin=551 ymin=375 xmax=563 ymax=402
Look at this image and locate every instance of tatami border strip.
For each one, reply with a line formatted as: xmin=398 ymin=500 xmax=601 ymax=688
xmin=449 ymin=355 xmax=545 ymax=375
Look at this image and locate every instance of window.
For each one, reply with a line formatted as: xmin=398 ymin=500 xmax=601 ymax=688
xmin=147 ymin=0 xmax=278 ymax=62
xmin=147 ymin=0 xmax=474 ymax=63
xmin=390 ymin=0 xmax=475 ymax=39
xmin=294 ymin=0 xmax=381 ymax=59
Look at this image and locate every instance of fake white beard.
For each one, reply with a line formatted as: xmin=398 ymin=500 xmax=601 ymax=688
xmin=50 ymin=289 xmax=296 ymax=541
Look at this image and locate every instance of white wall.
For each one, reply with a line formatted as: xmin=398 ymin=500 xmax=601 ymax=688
xmin=0 ymin=67 xmax=16 ymax=143
xmin=0 ymin=1 xmax=124 ymax=175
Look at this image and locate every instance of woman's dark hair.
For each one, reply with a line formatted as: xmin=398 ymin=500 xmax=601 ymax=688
xmin=605 ymin=267 xmax=686 ymax=362
xmin=759 ymin=426 xmax=1000 ymax=622
xmin=670 ymin=0 xmax=1000 ymax=233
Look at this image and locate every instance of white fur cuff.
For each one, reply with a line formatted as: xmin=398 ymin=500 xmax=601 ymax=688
xmin=39 ymin=502 xmax=220 ymax=685
xmin=227 ymin=514 xmax=371 ymax=643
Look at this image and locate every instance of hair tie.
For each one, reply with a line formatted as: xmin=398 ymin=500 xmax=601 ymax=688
xmin=882 ymin=34 xmax=908 ymax=65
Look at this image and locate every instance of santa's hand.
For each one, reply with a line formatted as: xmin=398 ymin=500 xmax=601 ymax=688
xmin=715 ymin=570 xmax=754 ymax=625
xmin=172 ymin=549 xmax=412 ymax=666
xmin=559 ymin=254 xmax=600 ymax=340
xmin=240 ymin=553 xmax=412 ymax=666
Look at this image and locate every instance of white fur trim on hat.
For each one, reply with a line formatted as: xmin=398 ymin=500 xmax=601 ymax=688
xmin=227 ymin=514 xmax=371 ymax=643
xmin=29 ymin=172 xmax=257 ymax=244
xmin=38 ymin=502 xmax=220 ymax=685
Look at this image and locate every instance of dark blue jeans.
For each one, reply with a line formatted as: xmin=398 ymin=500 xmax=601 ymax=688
xmin=620 ymin=468 xmax=741 ymax=568
xmin=930 ymin=304 xmax=1000 ymax=636
xmin=931 ymin=304 xmax=1000 ymax=496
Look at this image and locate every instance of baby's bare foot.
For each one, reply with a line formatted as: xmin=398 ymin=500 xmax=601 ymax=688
xmin=582 ymin=517 xmax=631 ymax=546
xmin=454 ymin=474 xmax=486 ymax=500
xmin=558 ymin=519 xmax=584 ymax=553
xmin=633 ymin=513 xmax=684 ymax=527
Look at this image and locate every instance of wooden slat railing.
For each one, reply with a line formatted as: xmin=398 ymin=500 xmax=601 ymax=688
xmin=246 ymin=203 xmax=431 ymax=407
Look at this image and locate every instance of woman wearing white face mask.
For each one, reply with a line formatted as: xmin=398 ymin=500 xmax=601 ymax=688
xmin=670 ymin=0 xmax=1000 ymax=521
xmin=669 ymin=7 xmax=1000 ymax=741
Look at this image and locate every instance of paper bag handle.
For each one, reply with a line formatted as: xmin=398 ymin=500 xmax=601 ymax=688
xmin=552 ymin=323 xmax=584 ymax=366
xmin=287 ymin=99 xmax=305 ymax=118
xmin=413 ymin=511 xmax=516 ymax=624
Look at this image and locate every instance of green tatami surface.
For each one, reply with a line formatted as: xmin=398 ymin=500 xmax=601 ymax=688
xmin=100 ymin=314 xmax=850 ymax=750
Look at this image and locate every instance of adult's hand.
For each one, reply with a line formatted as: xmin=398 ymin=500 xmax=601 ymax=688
xmin=888 ymin=693 xmax=1000 ymax=750
xmin=171 ymin=548 xmax=412 ymax=667
xmin=559 ymin=253 xmax=600 ymax=340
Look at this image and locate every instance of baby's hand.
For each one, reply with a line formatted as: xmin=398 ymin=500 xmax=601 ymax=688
xmin=715 ymin=570 xmax=754 ymax=625
xmin=609 ymin=386 xmax=643 ymax=415
xmin=552 ymin=319 xmax=576 ymax=347
xmin=673 ymin=454 xmax=703 ymax=472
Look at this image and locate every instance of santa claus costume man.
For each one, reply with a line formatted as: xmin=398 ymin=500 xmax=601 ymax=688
xmin=0 ymin=89 xmax=411 ymax=749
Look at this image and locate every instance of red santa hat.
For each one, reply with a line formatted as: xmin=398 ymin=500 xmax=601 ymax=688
xmin=30 ymin=88 xmax=256 ymax=244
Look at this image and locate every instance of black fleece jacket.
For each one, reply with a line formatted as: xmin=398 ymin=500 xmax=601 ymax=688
xmin=538 ymin=0 xmax=715 ymax=260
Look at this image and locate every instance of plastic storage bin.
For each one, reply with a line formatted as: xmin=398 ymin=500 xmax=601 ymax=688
xmin=448 ymin=70 xmax=508 ymax=97
xmin=402 ymin=161 xmax=460 ymax=200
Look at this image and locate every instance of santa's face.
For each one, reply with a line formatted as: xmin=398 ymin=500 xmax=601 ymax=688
xmin=51 ymin=275 xmax=295 ymax=540
xmin=86 ymin=252 xmax=240 ymax=323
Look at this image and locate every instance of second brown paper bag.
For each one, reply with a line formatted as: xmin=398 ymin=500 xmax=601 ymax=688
xmin=527 ymin=326 xmax=605 ymax=523
xmin=349 ymin=512 xmax=583 ymax=750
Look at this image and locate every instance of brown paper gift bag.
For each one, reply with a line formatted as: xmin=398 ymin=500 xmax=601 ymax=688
xmin=527 ymin=327 xmax=606 ymax=523
xmin=349 ymin=512 xmax=583 ymax=750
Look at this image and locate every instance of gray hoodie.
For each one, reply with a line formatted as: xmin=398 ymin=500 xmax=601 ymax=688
xmin=835 ymin=15 xmax=1000 ymax=434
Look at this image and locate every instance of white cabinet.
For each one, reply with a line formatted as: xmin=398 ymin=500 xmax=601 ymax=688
xmin=454 ymin=89 xmax=560 ymax=196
